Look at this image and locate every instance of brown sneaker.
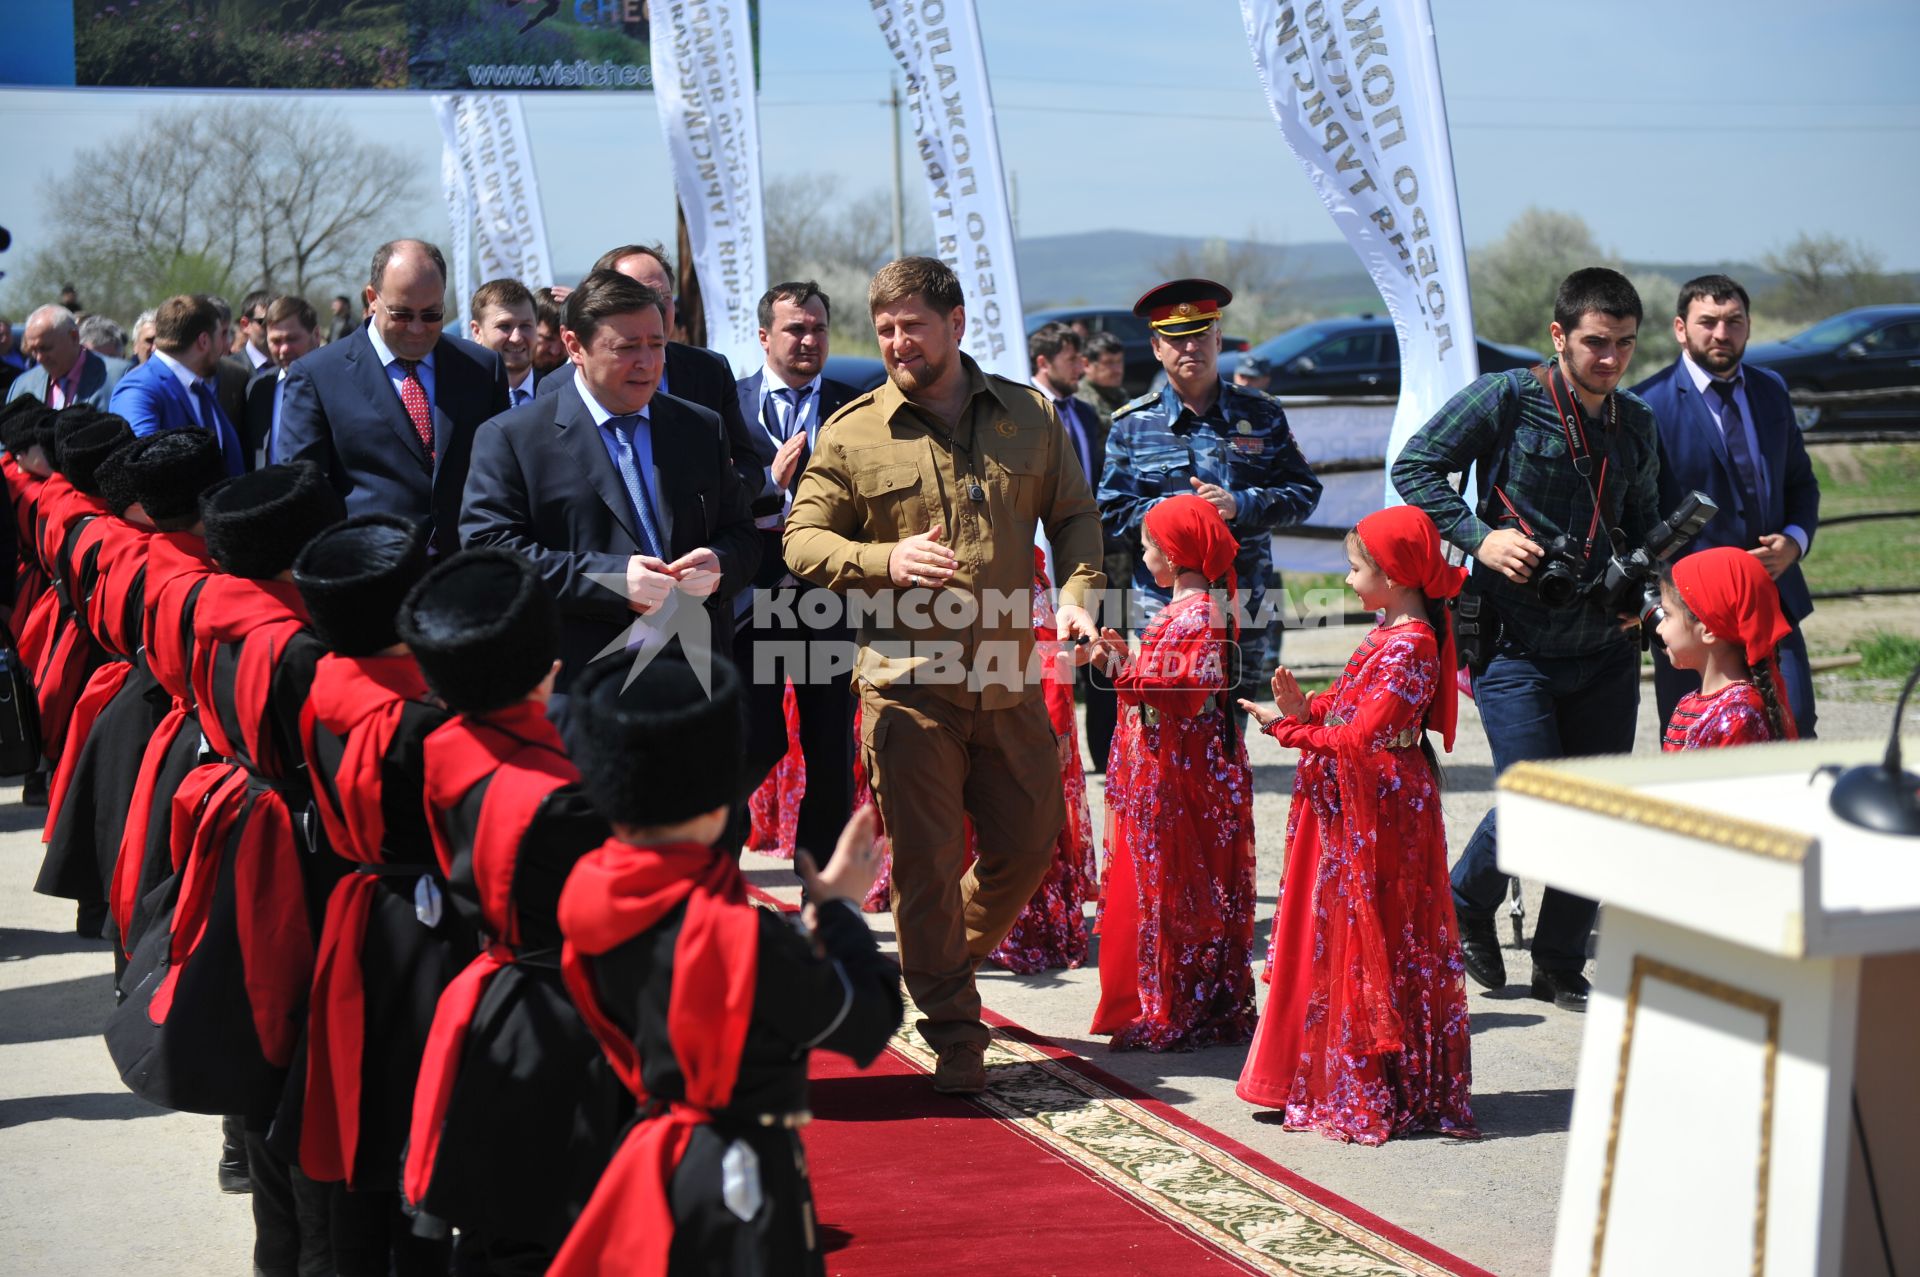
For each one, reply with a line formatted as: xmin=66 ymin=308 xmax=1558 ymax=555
xmin=931 ymin=1042 xmax=987 ymax=1095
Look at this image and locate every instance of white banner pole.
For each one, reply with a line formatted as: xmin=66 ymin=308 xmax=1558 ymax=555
xmin=869 ymin=0 xmax=1027 ymax=383
xmin=649 ymin=0 xmax=767 ymax=372
xmin=1238 ymin=0 xmax=1478 ymax=506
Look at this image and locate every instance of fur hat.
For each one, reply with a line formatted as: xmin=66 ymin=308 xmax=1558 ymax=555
xmin=292 ymin=515 xmax=430 ymax=656
xmin=52 ymin=405 xmax=114 ymax=474
xmin=569 ymin=652 xmax=745 ymax=829
xmin=199 ymin=460 xmax=345 ymax=580
xmin=92 ymin=438 xmax=146 ymax=516
xmin=397 ymin=549 xmax=559 ymax=715
xmin=118 ymin=429 xmax=228 ymax=529
xmin=0 ymin=397 xmax=53 ymax=456
xmin=60 ymin=417 xmax=137 ymax=496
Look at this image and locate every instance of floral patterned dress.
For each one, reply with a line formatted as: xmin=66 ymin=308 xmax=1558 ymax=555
xmin=744 ymin=683 xmax=805 ymax=858
xmin=1091 ymin=591 xmax=1257 ymax=1052
xmin=1236 ymin=621 xmax=1477 ymax=1145
xmin=1662 ymin=683 xmax=1774 ymax=750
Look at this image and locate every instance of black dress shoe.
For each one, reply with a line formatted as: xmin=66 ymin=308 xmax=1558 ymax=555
xmin=218 ymin=1115 xmax=252 ymax=1194
xmin=1456 ymin=909 xmax=1506 ymax=991
xmin=1530 ymin=967 xmax=1591 ymax=1012
xmin=19 ymin=770 xmax=47 ymax=808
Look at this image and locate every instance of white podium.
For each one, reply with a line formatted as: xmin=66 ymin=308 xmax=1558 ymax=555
xmin=1497 ymin=736 xmax=1919 ymax=1277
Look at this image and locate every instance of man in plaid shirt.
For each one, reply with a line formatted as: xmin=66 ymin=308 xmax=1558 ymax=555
xmin=1391 ymin=268 xmax=1660 ymax=1013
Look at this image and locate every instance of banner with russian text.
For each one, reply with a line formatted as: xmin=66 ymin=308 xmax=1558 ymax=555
xmin=870 ymin=0 xmax=1026 ymax=383
xmin=1239 ymin=0 xmax=1477 ymax=503
xmin=651 ymin=0 xmax=766 ymax=373
xmin=432 ymin=95 xmax=555 ymax=331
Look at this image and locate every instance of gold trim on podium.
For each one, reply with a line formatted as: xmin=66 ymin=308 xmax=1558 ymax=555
xmin=1591 ymin=955 xmax=1780 ymax=1277
xmin=1498 ymin=762 xmax=1813 ymax=864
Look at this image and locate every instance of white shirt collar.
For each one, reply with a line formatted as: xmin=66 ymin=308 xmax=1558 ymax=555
xmin=151 ymin=348 xmax=205 ymax=396
xmin=761 ymin=367 xmax=821 ymax=399
xmin=1031 ymin=375 xmax=1074 ymax=403
xmin=1681 ymin=349 xmax=1741 ymax=395
xmin=366 ymin=324 xmax=434 ymax=371
xmin=576 ymin=380 xmax=649 ymax=429
xmin=245 ymin=343 xmax=270 ymax=370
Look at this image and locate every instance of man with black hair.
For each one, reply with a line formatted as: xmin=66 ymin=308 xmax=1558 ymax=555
xmin=109 ymin=294 xmax=247 ymax=473
xmin=278 ymin=239 xmax=510 ymax=555
xmin=247 ymin=294 xmax=320 ymax=469
xmin=237 ymin=289 xmax=274 ymax=373
xmin=1392 ymin=266 xmax=1662 ymax=1011
xmin=1632 ymin=274 xmax=1821 ymax=737
xmin=1076 ymin=330 xmax=1129 ymax=429
xmin=531 ymin=288 xmax=568 ymax=377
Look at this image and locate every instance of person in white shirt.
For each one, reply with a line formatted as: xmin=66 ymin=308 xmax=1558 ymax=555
xmin=250 ymin=295 xmax=320 ymax=468
xmin=469 ymin=278 xmax=541 ymax=407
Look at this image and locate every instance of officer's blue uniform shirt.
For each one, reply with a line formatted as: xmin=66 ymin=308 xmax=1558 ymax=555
xmin=1096 ymin=377 xmax=1322 ymax=666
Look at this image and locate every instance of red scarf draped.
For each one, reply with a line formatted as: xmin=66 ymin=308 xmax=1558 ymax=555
xmin=1672 ymin=547 xmax=1800 ymax=740
xmin=548 ymin=840 xmax=760 ymax=1277
xmin=299 ymin=654 xmax=435 ymax=1185
xmin=1355 ymin=505 xmax=1469 ymax=751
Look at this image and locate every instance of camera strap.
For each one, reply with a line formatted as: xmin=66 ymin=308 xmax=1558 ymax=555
xmin=1542 ymin=362 xmax=1613 ymax=558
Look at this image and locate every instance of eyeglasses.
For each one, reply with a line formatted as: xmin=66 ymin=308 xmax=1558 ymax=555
xmin=246 ymin=313 xmax=268 ymax=326
xmin=375 ymin=299 xmax=445 ymax=325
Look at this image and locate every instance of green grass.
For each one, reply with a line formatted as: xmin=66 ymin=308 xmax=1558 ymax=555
xmin=1853 ymin=631 xmax=1920 ymax=681
xmin=1800 ymin=444 xmax=1920 ymax=598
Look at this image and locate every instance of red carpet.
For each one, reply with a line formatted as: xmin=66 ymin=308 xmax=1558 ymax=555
xmin=808 ymin=1046 xmax=1262 ymax=1275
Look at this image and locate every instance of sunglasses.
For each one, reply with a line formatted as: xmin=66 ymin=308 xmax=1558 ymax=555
xmin=376 ymin=300 xmax=445 ymax=325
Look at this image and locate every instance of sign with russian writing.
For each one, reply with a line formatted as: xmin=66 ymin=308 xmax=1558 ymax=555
xmin=432 ymin=94 xmax=554 ymax=330
xmin=1239 ymin=0 xmax=1478 ymax=503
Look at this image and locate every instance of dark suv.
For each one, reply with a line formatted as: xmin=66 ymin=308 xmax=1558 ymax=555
xmin=1740 ymin=304 xmax=1920 ymax=429
xmin=1219 ymin=315 xmax=1544 ymax=397
xmin=1024 ymin=307 xmax=1248 ymax=396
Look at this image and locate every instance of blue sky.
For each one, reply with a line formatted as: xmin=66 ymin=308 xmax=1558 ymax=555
xmin=3 ymin=0 xmax=1917 ymax=296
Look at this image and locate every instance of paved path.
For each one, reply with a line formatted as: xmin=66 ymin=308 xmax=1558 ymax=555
xmin=0 ymin=651 xmax=1905 ymax=1276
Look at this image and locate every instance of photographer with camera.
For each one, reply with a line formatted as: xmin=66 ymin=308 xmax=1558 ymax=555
xmin=1391 ymin=269 xmax=1661 ymax=1012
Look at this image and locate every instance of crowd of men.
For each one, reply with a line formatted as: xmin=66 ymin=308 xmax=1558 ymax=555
xmin=0 ymin=237 xmax=1819 ymax=1272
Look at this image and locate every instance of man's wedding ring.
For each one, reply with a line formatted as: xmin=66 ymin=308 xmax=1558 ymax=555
xmin=909 ymin=573 xmax=920 ymax=586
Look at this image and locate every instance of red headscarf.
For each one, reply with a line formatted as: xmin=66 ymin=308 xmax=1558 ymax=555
xmin=1355 ymin=505 xmax=1470 ymax=751
xmin=1671 ymin=547 xmax=1800 ymax=739
xmin=1143 ymin=494 xmax=1240 ymax=633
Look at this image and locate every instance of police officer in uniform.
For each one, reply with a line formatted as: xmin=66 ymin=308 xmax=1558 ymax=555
xmin=1097 ymin=279 xmax=1322 ymax=700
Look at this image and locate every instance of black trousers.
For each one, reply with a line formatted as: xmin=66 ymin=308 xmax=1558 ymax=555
xmin=668 ymin=1124 xmax=822 ymax=1277
xmin=244 ymin=1130 xmax=332 ymax=1277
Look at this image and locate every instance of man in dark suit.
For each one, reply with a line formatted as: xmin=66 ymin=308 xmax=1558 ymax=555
xmin=732 ymin=281 xmax=860 ymax=863
xmin=243 ymin=295 xmax=320 ymax=470
xmin=1031 ymin=321 xmax=1122 ymax=768
xmin=277 ymin=239 xmax=509 ymax=556
xmin=1633 ymin=274 xmax=1822 ymax=735
xmin=204 ymin=296 xmax=256 ymax=430
xmin=538 ymin=243 xmax=769 ymax=518
xmin=7 ymin=305 xmax=131 ymax=409
xmin=107 ymin=294 xmax=248 ymax=474
xmin=461 ymin=270 xmax=759 ymax=708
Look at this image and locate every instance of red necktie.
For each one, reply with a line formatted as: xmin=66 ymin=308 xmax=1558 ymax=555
xmin=397 ymin=359 xmax=434 ymax=459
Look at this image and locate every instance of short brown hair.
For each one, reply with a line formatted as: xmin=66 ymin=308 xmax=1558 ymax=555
xmin=868 ymin=256 xmax=964 ymax=315
xmin=153 ymin=294 xmax=221 ymax=353
xmin=565 ymin=270 xmax=666 ymax=344
xmin=592 ymin=243 xmax=672 ymax=278
xmin=533 ymin=287 xmax=563 ymax=331
xmin=471 ymin=278 xmax=536 ymax=320
xmin=265 ymin=294 xmax=318 ymax=332
xmin=757 ymin=281 xmax=831 ymax=331
xmin=1029 ymin=321 xmax=1081 ymax=368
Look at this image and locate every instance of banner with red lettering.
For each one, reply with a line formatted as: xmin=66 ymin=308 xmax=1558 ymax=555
xmin=1239 ymin=0 xmax=1478 ymax=502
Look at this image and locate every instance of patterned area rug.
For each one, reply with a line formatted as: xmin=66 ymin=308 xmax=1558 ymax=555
xmin=808 ymin=1006 xmax=1492 ymax=1277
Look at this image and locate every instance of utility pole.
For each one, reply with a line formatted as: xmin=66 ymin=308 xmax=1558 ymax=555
xmin=887 ymin=76 xmax=905 ymax=261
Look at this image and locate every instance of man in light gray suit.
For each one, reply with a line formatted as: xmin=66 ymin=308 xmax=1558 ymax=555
xmin=6 ymin=305 xmax=130 ymax=409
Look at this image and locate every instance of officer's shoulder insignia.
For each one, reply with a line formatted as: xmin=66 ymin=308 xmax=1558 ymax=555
xmin=1113 ymin=392 xmax=1157 ymax=420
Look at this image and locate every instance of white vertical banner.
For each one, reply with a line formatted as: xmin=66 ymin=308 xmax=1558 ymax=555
xmin=870 ymin=0 xmax=1026 ymax=383
xmin=650 ymin=0 xmax=766 ymax=373
xmin=430 ymin=95 xmax=555 ymax=332
xmin=1238 ymin=0 xmax=1478 ymax=504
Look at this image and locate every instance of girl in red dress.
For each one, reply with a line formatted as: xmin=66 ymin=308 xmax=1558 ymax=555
xmin=1656 ymin=546 xmax=1801 ymax=750
xmin=1236 ymin=505 xmax=1478 ymax=1145
xmin=1089 ymin=495 xmax=1257 ymax=1052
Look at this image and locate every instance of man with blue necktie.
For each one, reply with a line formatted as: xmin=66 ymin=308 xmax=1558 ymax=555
xmin=244 ymin=294 xmax=319 ymax=470
xmin=460 ymin=270 xmax=759 ymax=710
xmin=468 ymin=277 xmax=542 ymax=407
xmin=107 ymin=294 xmax=248 ymax=475
xmin=1632 ymin=275 xmax=1822 ymax=736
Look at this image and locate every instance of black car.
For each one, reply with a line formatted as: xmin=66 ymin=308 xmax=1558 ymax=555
xmin=1218 ymin=315 xmax=1544 ymax=397
xmin=1741 ymin=304 xmax=1920 ymax=429
xmin=1024 ymin=307 xmax=1248 ymax=396
xmin=822 ymin=354 xmax=886 ymax=394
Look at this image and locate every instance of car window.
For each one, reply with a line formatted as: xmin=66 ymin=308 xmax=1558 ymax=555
xmin=1095 ymin=313 xmax=1152 ymax=344
xmin=1308 ymin=331 xmax=1380 ymax=368
xmin=1860 ymin=321 xmax=1920 ymax=354
xmin=1249 ymin=324 xmax=1337 ymax=365
xmin=1792 ymin=312 xmax=1885 ymax=349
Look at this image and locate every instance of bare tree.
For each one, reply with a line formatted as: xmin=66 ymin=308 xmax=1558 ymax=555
xmin=1153 ymin=235 xmax=1289 ymax=302
xmin=7 ymin=100 xmax=420 ymax=322
xmin=1760 ymin=232 xmax=1901 ymax=321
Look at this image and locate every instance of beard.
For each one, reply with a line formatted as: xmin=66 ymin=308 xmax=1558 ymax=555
xmin=1687 ymin=337 xmax=1744 ymax=375
xmin=887 ymin=348 xmax=947 ymax=395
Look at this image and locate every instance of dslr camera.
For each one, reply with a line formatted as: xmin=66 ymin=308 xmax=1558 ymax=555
xmin=1529 ymin=491 xmax=1718 ymax=619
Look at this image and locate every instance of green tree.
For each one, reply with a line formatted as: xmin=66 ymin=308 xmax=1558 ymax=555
xmin=1467 ymin=208 xmax=1614 ymax=351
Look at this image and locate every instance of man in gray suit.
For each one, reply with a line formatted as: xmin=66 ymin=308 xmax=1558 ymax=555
xmin=6 ymin=305 xmax=131 ymax=408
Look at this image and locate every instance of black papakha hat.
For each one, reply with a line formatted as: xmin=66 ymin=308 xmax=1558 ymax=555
xmin=0 ymin=396 xmax=53 ymax=455
xmin=569 ymin=651 xmax=745 ymax=830
xmin=119 ymin=429 xmax=228 ymax=529
xmin=397 ymin=549 xmax=559 ymax=715
xmin=292 ymin=514 xmax=430 ymax=657
xmin=199 ymin=460 xmax=345 ymax=581
xmin=60 ymin=417 xmax=136 ymax=496
xmin=52 ymin=404 xmax=112 ymax=474
xmin=92 ymin=436 xmax=146 ymax=515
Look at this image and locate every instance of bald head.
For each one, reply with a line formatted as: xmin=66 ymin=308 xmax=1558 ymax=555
xmin=24 ymin=305 xmax=82 ymax=382
xmin=365 ymin=239 xmax=449 ymax=362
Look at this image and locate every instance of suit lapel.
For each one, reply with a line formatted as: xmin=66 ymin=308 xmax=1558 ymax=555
xmin=649 ymin=396 xmax=705 ymax=557
xmin=77 ymin=351 xmax=104 ymax=402
xmin=555 ymin=381 xmax=641 ymax=546
xmin=1678 ymin=377 xmax=1737 ymax=488
xmin=348 ymin=329 xmax=430 ymax=470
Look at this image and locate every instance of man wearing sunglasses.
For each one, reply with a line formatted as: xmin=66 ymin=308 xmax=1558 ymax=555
xmin=276 ymin=239 xmax=510 ymax=556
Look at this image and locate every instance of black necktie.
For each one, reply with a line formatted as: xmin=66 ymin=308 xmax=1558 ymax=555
xmin=1708 ymin=379 xmax=1763 ymax=538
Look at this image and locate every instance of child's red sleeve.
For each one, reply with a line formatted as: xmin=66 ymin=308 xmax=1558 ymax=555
xmin=1266 ymin=633 xmax=1434 ymax=756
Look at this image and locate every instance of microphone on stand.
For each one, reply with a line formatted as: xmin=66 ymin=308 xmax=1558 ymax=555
xmin=1823 ymin=655 xmax=1920 ymax=836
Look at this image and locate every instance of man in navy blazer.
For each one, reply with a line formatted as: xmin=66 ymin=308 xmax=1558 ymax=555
xmin=108 ymin=294 xmax=248 ymax=474
xmin=7 ymin=305 xmax=130 ymax=410
xmin=276 ymin=240 xmax=508 ymax=556
xmin=1632 ymin=274 xmax=1821 ymax=734
xmin=460 ymin=270 xmax=759 ymax=704
xmin=731 ymin=281 xmax=861 ymax=863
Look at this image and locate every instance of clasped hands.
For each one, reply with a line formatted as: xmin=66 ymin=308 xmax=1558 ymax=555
xmin=625 ymin=547 xmax=723 ymax=614
xmin=1238 ymin=666 xmax=1310 ymax=729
